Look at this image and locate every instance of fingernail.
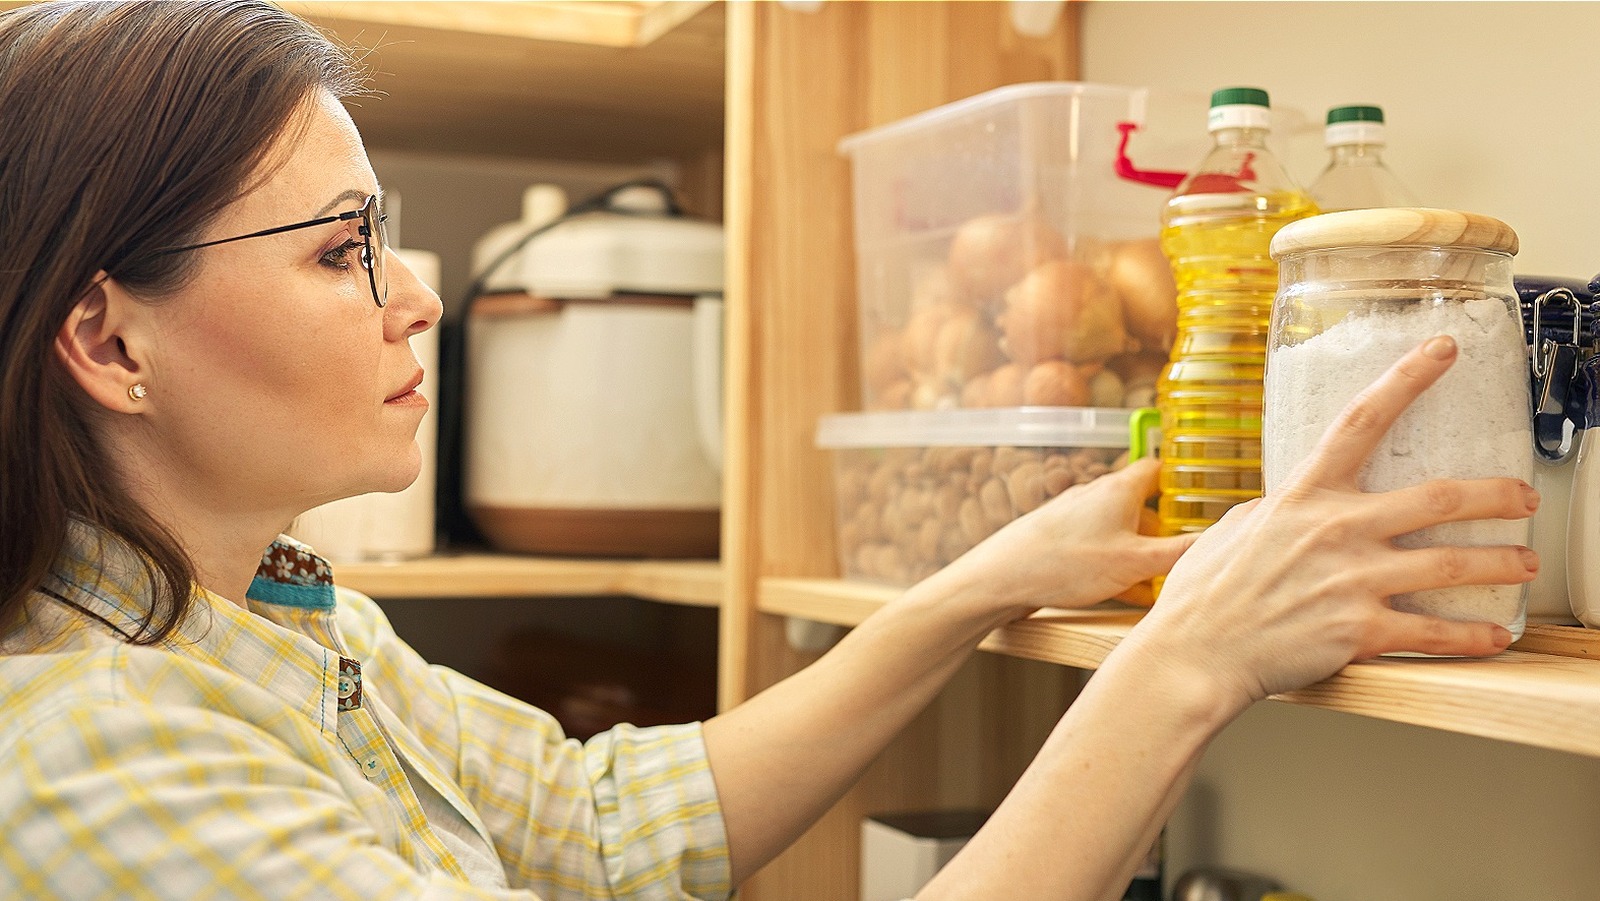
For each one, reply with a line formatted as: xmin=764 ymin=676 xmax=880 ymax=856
xmin=1422 ymin=335 xmax=1456 ymax=359
xmin=1524 ymin=484 xmax=1541 ymax=512
xmin=1519 ymin=546 xmax=1540 ymax=572
xmin=1492 ymin=625 xmax=1514 ymax=649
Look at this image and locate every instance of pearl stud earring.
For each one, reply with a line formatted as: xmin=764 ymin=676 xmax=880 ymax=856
xmin=128 ymin=384 xmax=147 ymax=401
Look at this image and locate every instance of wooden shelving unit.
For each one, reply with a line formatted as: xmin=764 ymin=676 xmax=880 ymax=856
xmin=762 ymin=578 xmax=1600 ymax=759
xmin=334 ymin=554 xmax=722 ymax=608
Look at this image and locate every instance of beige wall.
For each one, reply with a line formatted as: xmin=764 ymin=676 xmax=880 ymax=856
xmin=1085 ymin=1 xmax=1600 ymax=279
xmin=1082 ymin=3 xmax=1600 ymax=898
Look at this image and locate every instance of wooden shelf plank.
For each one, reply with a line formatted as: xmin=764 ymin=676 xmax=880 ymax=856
xmin=760 ymin=578 xmax=1600 ymax=759
xmin=335 ymin=555 xmax=722 ymax=607
xmin=291 ymin=1 xmax=725 ymax=162
xmin=279 ymin=1 xmax=713 ymax=49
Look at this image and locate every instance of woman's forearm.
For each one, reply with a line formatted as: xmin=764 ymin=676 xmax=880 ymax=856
xmin=701 ymin=461 xmax=1195 ymax=887
xmin=917 ymin=632 xmax=1240 ymax=901
xmin=701 ymin=564 xmax=1016 ymax=886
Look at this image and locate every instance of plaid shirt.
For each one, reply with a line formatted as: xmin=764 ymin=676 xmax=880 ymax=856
xmin=0 ymin=525 xmax=731 ymax=900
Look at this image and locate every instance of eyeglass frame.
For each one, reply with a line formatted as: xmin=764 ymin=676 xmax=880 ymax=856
xmin=146 ymin=193 xmax=389 ymax=308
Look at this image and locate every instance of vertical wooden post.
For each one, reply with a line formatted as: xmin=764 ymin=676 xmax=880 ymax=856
xmin=720 ymin=3 xmax=1082 ymax=898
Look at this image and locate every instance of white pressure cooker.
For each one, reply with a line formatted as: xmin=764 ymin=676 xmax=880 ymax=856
xmin=462 ymin=183 xmax=724 ymax=558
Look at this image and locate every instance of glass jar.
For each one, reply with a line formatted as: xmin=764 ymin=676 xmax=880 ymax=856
xmin=1265 ymin=208 xmax=1532 ymax=639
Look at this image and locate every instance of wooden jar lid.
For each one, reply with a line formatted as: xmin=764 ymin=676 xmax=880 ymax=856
xmin=1270 ymin=207 xmax=1519 ymax=259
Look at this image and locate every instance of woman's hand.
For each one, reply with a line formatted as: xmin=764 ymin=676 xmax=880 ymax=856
xmin=1127 ymin=335 xmax=1539 ymax=714
xmin=935 ymin=456 xmax=1197 ymax=619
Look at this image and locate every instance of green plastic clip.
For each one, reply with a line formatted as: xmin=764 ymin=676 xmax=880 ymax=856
xmin=1129 ymin=407 xmax=1161 ymax=460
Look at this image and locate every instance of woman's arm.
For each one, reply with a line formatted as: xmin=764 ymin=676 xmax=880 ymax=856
xmin=917 ymin=335 xmax=1535 ymax=900
xmin=701 ymin=457 xmax=1196 ymax=885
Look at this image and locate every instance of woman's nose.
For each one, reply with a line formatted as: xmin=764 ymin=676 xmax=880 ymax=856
xmin=383 ymin=251 xmax=443 ymax=340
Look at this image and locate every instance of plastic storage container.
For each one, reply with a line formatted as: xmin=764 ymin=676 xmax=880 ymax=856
xmin=1265 ymin=208 xmax=1532 ymax=639
xmin=817 ymin=408 xmax=1131 ymax=587
xmin=838 ymin=83 xmax=1205 ymax=415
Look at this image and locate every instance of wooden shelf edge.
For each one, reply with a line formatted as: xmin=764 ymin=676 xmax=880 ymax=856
xmin=1512 ymin=623 xmax=1600 ymax=660
xmin=280 ymin=1 xmax=714 ymax=48
xmin=335 ymin=555 xmax=722 ymax=608
xmin=760 ymin=577 xmax=1600 ymax=759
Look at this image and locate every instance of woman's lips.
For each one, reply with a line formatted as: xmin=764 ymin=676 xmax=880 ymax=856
xmin=385 ymin=369 xmax=425 ymax=404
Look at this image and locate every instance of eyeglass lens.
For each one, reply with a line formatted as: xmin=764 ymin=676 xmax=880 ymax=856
xmin=354 ymin=195 xmax=388 ymax=308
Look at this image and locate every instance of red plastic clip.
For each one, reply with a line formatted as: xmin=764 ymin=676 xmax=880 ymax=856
xmin=1114 ymin=121 xmax=1187 ymax=189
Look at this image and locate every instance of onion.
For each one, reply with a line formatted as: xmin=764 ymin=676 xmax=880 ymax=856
xmin=1106 ymin=350 xmax=1168 ymax=407
xmin=1088 ymin=368 xmax=1125 ymax=407
xmin=863 ymin=330 xmax=908 ymax=400
xmin=1106 ymin=238 xmax=1178 ymax=352
xmin=948 ymin=213 xmax=1068 ymax=308
xmin=902 ymin=302 xmax=960 ymax=377
xmin=985 ymin=362 xmax=1027 ymax=407
xmin=1023 ymin=360 xmax=1091 ymax=406
xmin=997 ymin=261 xmax=1128 ymax=366
xmin=933 ymin=307 xmax=1004 ymax=390
xmin=870 ymin=378 xmax=913 ymax=411
xmin=960 ymin=372 xmax=992 ymax=408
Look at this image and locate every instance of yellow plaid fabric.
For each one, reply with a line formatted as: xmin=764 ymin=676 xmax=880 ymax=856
xmin=0 ymin=526 xmax=731 ymax=900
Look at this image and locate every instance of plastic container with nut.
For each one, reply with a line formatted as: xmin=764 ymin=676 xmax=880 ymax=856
xmin=839 ymin=82 xmax=1209 ymax=414
xmin=816 ymin=407 xmax=1132 ymax=587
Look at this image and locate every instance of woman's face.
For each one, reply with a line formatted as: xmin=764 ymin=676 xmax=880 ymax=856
xmin=133 ymin=90 xmax=441 ymax=519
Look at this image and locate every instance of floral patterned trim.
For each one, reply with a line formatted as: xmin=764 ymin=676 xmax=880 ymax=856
xmin=248 ymin=538 xmax=337 ymax=610
xmin=258 ymin=542 xmax=333 ymax=587
xmin=336 ymin=657 xmax=363 ymax=712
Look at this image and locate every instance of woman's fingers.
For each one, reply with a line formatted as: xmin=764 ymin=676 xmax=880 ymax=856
xmin=1361 ymin=543 xmax=1538 ymax=597
xmin=1360 ymin=608 xmax=1515 ymax=659
xmin=1115 ymin=455 xmax=1163 ymax=500
xmin=1293 ymin=335 xmax=1458 ymax=488
xmin=1370 ymin=477 xmax=1538 ymax=538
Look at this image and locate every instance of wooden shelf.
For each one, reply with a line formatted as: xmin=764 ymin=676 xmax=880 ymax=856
xmin=280 ymin=2 xmax=715 ymax=49
xmin=335 ymin=554 xmax=722 ymax=608
xmin=761 ymin=577 xmax=1600 ymax=760
xmin=287 ymin=0 xmax=725 ymax=162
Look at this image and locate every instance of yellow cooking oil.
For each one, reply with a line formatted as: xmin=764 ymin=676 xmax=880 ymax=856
xmin=1155 ymin=191 xmax=1318 ymax=537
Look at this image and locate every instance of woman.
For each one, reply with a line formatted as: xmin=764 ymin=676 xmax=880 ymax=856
xmin=0 ymin=2 xmax=1537 ymax=899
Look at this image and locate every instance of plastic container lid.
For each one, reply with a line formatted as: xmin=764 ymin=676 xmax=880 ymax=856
xmin=1325 ymin=104 xmax=1386 ymax=148
xmin=836 ymin=81 xmax=1146 ymax=156
xmin=1208 ymin=86 xmax=1271 ymax=132
xmin=1270 ymin=207 xmax=1519 ymax=259
xmin=816 ymin=408 xmax=1133 ymax=450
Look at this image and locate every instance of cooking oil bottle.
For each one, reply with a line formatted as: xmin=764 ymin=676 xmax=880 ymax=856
xmin=1309 ymin=104 xmax=1420 ymax=212
xmin=1156 ymin=87 xmax=1317 ymax=538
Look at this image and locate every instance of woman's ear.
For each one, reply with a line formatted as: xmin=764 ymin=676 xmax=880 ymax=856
xmin=54 ymin=273 xmax=150 ymax=413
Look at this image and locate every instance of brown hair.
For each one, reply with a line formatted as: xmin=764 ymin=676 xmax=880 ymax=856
xmin=0 ymin=1 xmax=364 ymax=643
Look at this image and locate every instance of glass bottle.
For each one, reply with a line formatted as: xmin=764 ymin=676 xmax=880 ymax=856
xmin=1155 ymin=87 xmax=1318 ymax=538
xmin=1310 ymin=105 xmax=1420 ymax=212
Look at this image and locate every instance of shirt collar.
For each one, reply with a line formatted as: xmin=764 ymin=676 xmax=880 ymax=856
xmin=42 ymin=521 xmax=347 ymax=738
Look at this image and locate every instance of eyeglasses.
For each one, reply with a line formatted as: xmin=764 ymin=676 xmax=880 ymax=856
xmin=150 ymin=194 xmax=388 ymax=308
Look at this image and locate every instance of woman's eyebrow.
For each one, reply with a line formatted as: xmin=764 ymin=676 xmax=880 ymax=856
xmin=313 ymin=186 xmax=379 ymax=218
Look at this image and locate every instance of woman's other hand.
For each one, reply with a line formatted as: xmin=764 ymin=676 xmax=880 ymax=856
xmin=936 ymin=456 xmax=1196 ymax=619
xmin=1127 ymin=335 xmax=1538 ymax=714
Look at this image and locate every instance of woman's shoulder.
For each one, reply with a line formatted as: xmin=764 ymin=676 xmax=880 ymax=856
xmin=0 ymin=638 xmax=322 ymax=757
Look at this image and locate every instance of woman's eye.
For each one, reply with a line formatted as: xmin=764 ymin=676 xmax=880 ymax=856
xmin=320 ymin=239 xmax=361 ymax=270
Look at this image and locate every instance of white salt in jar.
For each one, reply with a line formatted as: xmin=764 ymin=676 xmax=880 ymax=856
xmin=1265 ymin=208 xmax=1532 ymax=639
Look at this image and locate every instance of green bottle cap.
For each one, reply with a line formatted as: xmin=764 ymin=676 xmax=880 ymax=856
xmin=1327 ymin=105 xmax=1384 ymax=125
xmin=1210 ymin=87 xmax=1270 ymax=109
